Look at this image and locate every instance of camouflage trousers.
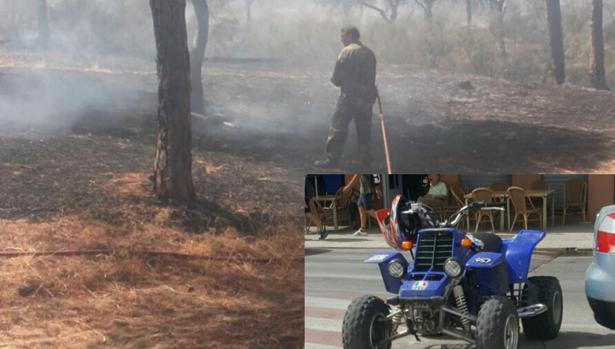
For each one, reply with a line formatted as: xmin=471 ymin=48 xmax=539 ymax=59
xmin=325 ymin=94 xmax=374 ymax=163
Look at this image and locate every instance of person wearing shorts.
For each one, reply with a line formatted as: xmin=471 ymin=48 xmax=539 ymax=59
xmin=343 ymin=174 xmax=381 ymax=236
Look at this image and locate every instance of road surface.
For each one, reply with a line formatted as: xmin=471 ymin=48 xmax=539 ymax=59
xmin=305 ymin=248 xmax=614 ymax=349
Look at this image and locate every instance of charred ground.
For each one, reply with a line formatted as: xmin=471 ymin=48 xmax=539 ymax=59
xmin=1 ymin=53 xmax=615 ymax=348
xmin=0 ymin=57 xmax=304 ymax=348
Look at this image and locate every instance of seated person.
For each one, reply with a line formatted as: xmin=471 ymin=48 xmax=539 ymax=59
xmin=305 ymin=175 xmax=327 ymax=240
xmin=418 ymin=174 xmax=448 ymax=209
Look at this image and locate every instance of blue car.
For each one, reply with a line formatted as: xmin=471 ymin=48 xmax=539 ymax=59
xmin=586 ymin=205 xmax=615 ymax=330
xmin=342 ymin=197 xmax=562 ymax=349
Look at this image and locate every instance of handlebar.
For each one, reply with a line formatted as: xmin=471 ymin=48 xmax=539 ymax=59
xmin=444 ymin=201 xmax=505 ymax=227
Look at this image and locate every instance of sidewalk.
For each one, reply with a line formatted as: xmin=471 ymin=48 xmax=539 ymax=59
xmin=305 ymin=222 xmax=595 ymax=252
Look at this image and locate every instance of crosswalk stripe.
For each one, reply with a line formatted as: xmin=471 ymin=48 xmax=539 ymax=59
xmin=306 ymin=296 xmax=352 ymax=310
xmin=305 ymin=306 xmax=346 ymax=320
xmin=305 ymin=317 xmax=342 ymax=332
xmin=305 ymin=272 xmax=383 ymax=280
xmin=305 ymin=328 xmax=343 ymax=348
xmin=304 ymin=343 xmax=341 ymax=349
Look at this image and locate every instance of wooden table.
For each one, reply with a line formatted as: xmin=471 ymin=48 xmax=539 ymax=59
xmin=464 ymin=190 xmax=555 ymax=231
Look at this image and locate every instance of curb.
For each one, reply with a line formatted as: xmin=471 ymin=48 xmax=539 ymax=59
xmin=550 ymin=247 xmax=594 ymax=256
xmin=305 ymin=246 xmax=594 ymax=256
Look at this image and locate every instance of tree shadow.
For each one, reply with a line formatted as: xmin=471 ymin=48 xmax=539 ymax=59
xmin=304 ymin=248 xmax=332 ymax=256
xmin=377 ymin=119 xmax=613 ymax=173
xmin=204 ymin=117 xmax=614 ymax=174
xmin=179 ymin=196 xmax=256 ymax=234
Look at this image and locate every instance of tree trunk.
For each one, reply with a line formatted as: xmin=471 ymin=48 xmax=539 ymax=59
xmin=36 ymin=0 xmax=49 ymax=49
xmin=190 ymin=0 xmax=209 ymax=114
xmin=590 ymin=0 xmax=609 ymax=90
xmin=416 ymin=0 xmax=437 ymax=66
xmin=495 ymin=1 xmax=507 ymax=64
xmin=416 ymin=0 xmax=436 ymax=24
xmin=389 ymin=0 xmax=399 ymax=22
xmin=246 ymin=0 xmax=255 ymax=27
xmin=466 ymin=0 xmax=472 ymax=26
xmin=546 ymin=0 xmax=566 ymax=84
xmin=149 ymin=0 xmax=196 ymax=202
xmin=424 ymin=0 xmax=434 ymax=23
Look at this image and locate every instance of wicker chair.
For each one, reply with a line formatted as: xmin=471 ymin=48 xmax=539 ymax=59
xmin=471 ymin=188 xmax=496 ymax=232
xmin=438 ymin=183 xmax=461 ymax=222
xmin=508 ymin=186 xmax=542 ymax=230
xmin=530 ymin=180 xmax=549 ymax=190
xmin=316 ymin=188 xmax=353 ymax=232
xmin=562 ymin=179 xmax=587 ymax=224
xmin=450 ymin=182 xmax=468 ymax=205
xmin=447 ymin=182 xmax=468 ymax=228
xmin=529 ymin=180 xmax=549 ymax=208
xmin=489 ymin=182 xmax=509 ymax=192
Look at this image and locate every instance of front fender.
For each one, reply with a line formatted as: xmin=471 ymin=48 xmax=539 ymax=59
xmin=466 ymin=252 xmax=505 ymax=269
xmin=365 ymin=252 xmax=409 ymax=294
xmin=466 ymin=252 xmax=509 ymax=296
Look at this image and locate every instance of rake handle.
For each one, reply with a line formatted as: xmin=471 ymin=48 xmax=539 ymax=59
xmin=376 ymin=89 xmax=393 ymax=175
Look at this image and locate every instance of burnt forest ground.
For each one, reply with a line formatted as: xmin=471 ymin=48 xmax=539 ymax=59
xmin=0 ymin=54 xmax=304 ymax=348
xmin=1 ymin=51 xmax=615 ymax=347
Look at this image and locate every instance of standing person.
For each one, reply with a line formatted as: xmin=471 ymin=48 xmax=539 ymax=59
xmin=314 ymin=26 xmax=378 ymax=168
xmin=343 ymin=174 xmax=381 ymax=236
xmin=418 ymin=174 xmax=448 ymax=209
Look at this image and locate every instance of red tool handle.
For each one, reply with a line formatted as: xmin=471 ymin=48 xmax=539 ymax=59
xmin=376 ymin=90 xmax=393 ymax=175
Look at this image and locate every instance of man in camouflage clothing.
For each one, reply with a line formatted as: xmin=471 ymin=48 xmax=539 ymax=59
xmin=315 ymin=26 xmax=377 ymax=168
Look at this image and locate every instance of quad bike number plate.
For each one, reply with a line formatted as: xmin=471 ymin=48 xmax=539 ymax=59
xmin=411 ymin=281 xmax=429 ymax=291
xmin=474 ymin=257 xmax=492 ymax=264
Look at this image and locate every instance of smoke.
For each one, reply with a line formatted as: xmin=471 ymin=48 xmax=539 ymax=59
xmin=0 ymin=0 xmax=156 ymax=135
xmin=0 ymin=67 xmax=149 ymax=134
xmin=0 ymin=0 xmax=608 ymax=144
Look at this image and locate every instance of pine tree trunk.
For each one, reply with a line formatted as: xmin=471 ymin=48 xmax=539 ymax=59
xmin=246 ymin=0 xmax=255 ymax=27
xmin=390 ymin=0 xmax=399 ymax=22
xmin=546 ymin=0 xmax=566 ymax=84
xmin=150 ymin=0 xmax=196 ymax=202
xmin=190 ymin=0 xmax=209 ymax=114
xmin=424 ymin=1 xmax=434 ymax=24
xmin=466 ymin=0 xmax=472 ymax=26
xmin=590 ymin=0 xmax=609 ymax=90
xmin=36 ymin=0 xmax=49 ymax=49
xmin=495 ymin=1 xmax=507 ymax=66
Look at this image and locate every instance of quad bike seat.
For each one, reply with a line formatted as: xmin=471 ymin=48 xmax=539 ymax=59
xmin=473 ymin=232 xmax=502 ymax=252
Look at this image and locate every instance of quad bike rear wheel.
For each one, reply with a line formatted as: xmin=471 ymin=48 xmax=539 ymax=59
xmin=521 ymin=276 xmax=563 ymax=339
xmin=342 ymin=295 xmax=393 ymax=349
xmin=476 ymin=296 xmax=519 ymax=349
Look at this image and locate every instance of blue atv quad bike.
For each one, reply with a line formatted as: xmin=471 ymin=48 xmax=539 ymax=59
xmin=342 ymin=196 xmax=563 ymax=349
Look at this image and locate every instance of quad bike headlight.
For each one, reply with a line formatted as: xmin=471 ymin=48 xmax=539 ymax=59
xmin=444 ymin=258 xmax=463 ymax=278
xmin=387 ymin=259 xmax=406 ymax=279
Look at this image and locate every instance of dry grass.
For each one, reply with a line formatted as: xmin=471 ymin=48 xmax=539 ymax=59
xmin=0 ymin=229 xmax=303 ymax=348
xmin=0 ymin=133 xmax=304 ymax=348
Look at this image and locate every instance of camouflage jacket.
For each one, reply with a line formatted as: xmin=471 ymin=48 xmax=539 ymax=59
xmin=331 ymin=42 xmax=377 ymax=102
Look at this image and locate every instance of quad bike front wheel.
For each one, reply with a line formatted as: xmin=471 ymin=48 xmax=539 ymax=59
xmin=342 ymin=295 xmax=393 ymax=349
xmin=476 ymin=296 xmax=519 ymax=349
xmin=521 ymin=276 xmax=563 ymax=339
